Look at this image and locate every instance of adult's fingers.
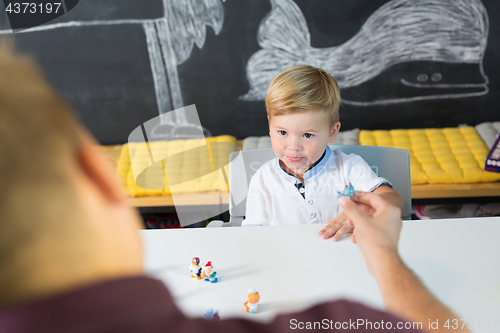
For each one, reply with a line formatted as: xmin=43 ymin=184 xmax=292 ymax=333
xmin=337 ymin=196 xmax=368 ymax=227
xmin=350 ymin=192 xmax=388 ymax=213
xmin=357 ymin=201 xmax=375 ymax=214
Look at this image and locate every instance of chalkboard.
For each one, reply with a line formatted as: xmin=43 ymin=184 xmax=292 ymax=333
xmin=3 ymin=0 xmax=500 ymax=144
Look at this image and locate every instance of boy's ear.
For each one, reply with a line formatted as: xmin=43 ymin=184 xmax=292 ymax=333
xmin=328 ymin=122 xmax=341 ymax=143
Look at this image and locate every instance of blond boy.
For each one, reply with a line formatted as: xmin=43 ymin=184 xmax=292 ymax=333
xmin=242 ymin=66 xmax=404 ymax=241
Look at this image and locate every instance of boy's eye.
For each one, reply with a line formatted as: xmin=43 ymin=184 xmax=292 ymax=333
xmin=304 ymin=133 xmax=314 ymax=138
xmin=278 ymin=130 xmax=287 ymax=136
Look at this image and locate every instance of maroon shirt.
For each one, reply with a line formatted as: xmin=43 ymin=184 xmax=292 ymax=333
xmin=0 ymin=276 xmax=422 ymax=332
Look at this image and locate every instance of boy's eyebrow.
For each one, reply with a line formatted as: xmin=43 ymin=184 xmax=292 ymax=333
xmin=297 ymin=128 xmax=322 ymax=133
xmin=270 ymin=125 xmax=319 ymax=132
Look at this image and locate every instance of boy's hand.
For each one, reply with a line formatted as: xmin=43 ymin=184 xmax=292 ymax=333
xmin=319 ymin=212 xmax=353 ymax=241
xmin=319 ymin=192 xmax=374 ymax=241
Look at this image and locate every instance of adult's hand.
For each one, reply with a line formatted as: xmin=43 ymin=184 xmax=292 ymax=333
xmin=338 ymin=193 xmax=471 ymax=333
xmin=338 ymin=192 xmax=402 ymax=265
xmin=319 ymin=191 xmax=375 ymax=241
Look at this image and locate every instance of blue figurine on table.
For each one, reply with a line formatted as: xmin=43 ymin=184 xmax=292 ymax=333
xmin=204 ymin=308 xmax=220 ymax=320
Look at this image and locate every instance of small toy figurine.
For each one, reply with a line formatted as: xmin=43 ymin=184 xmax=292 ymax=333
xmin=189 ymin=257 xmax=205 ymax=279
xmin=203 ymin=309 xmax=220 ymax=320
xmin=244 ymin=288 xmax=260 ymax=314
xmin=204 ymin=261 xmax=218 ymax=283
xmin=337 ymin=182 xmax=355 ymax=198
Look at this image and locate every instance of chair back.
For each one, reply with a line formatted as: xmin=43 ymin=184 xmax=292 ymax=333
xmin=228 ymin=145 xmax=411 ymax=225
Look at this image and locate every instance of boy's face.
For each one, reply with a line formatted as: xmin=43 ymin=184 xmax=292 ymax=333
xmin=269 ymin=111 xmax=340 ymax=176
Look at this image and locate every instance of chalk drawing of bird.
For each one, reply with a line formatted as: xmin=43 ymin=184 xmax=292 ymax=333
xmin=241 ymin=0 xmax=489 ymax=106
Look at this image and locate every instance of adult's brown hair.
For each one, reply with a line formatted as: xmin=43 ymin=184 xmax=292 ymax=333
xmin=0 ymin=45 xmax=142 ymax=308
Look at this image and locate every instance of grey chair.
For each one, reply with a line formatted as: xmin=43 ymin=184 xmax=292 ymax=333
xmin=207 ymin=145 xmax=411 ymax=227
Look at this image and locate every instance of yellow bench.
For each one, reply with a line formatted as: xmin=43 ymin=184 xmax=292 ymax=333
xmin=360 ymin=127 xmax=500 ymax=185
xmin=117 ymin=135 xmax=237 ymax=197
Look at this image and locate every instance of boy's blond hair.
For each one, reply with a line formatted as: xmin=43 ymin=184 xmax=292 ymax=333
xmin=265 ymin=65 xmax=341 ymax=125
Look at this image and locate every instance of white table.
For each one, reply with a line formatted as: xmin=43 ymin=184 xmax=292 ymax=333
xmin=141 ymin=217 xmax=500 ymax=331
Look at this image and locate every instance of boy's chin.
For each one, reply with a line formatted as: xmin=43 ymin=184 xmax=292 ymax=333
xmin=283 ymin=161 xmax=310 ymax=172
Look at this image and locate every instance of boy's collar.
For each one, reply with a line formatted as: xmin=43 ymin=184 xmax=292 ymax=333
xmin=276 ymin=148 xmax=331 ymax=183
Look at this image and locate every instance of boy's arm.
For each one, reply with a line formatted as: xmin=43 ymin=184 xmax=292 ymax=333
xmin=372 ymin=184 xmax=405 ymax=217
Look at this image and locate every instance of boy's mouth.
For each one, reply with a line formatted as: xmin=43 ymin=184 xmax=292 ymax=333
xmin=287 ymin=156 xmax=303 ymax=162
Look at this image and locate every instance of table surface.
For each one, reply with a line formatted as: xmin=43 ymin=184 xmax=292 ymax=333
xmin=98 ymin=145 xmax=500 ymax=207
xmin=141 ymin=217 xmax=500 ymax=331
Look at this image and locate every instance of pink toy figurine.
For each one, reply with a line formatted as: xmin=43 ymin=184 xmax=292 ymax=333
xmin=244 ymin=288 xmax=260 ymax=314
xmin=189 ymin=257 xmax=205 ymax=279
xmin=204 ymin=261 xmax=218 ymax=283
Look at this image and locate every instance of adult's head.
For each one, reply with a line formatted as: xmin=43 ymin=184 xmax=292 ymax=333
xmin=0 ymin=46 xmax=143 ymax=309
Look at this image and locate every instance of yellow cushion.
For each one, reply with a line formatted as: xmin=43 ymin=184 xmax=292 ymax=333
xmin=116 ymin=135 xmax=237 ymax=197
xmin=359 ymin=127 xmax=500 ymax=185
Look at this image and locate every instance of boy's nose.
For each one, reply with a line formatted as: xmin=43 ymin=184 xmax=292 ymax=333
xmin=287 ymin=136 xmax=301 ymax=150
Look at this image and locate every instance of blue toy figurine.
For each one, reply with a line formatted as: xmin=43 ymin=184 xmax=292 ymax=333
xmin=204 ymin=309 xmax=220 ymax=320
xmin=204 ymin=261 xmax=218 ymax=283
xmin=337 ymin=182 xmax=354 ymax=198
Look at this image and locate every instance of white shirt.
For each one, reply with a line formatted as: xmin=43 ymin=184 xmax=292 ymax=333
xmin=242 ymin=148 xmax=391 ymax=226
